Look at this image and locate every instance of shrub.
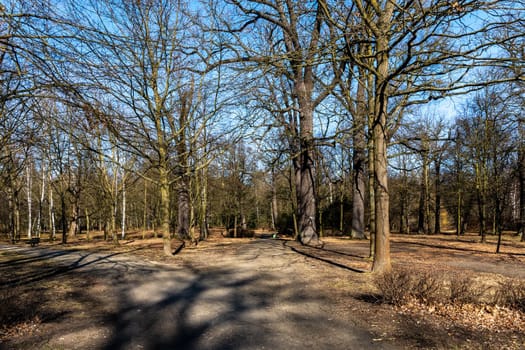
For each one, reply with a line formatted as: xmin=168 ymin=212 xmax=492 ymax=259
xmin=494 ymin=279 xmax=525 ymax=312
xmin=374 ymin=268 xmax=415 ymax=305
xmin=411 ymin=271 xmax=443 ymax=304
xmin=448 ymin=275 xmax=487 ymax=304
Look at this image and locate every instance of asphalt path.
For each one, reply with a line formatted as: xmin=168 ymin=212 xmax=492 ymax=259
xmin=0 ymin=240 xmax=393 ymax=350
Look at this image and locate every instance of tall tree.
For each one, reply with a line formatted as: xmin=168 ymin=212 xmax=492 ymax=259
xmin=211 ymin=0 xmax=341 ymax=246
xmin=51 ymin=0 xmax=219 ymax=254
xmin=323 ymin=0 xmax=523 ymax=272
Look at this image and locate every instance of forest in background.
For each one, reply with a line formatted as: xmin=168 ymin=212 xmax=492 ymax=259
xmin=1 ymin=0 xmax=524 ymax=273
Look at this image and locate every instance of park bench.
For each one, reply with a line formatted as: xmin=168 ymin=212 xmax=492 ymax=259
xmin=27 ymin=237 xmax=40 ymax=247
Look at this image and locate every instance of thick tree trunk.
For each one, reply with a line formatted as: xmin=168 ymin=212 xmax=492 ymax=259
xmin=371 ymin=114 xmax=391 ymax=273
xmin=199 ymin=166 xmax=209 ymax=241
xmin=371 ymin=23 xmax=392 ymax=273
xmin=159 ymin=166 xmax=172 ymax=255
xmin=368 ymin=125 xmax=376 ymax=259
xmin=69 ymin=202 xmax=79 ymax=238
xmin=177 ymin=177 xmax=191 ymax=241
xmin=295 ymin=82 xmax=319 ymax=246
xmin=296 ymin=148 xmax=318 ymax=245
xmin=351 ymin=81 xmax=367 ymax=239
xmin=351 ymin=157 xmax=366 ymax=239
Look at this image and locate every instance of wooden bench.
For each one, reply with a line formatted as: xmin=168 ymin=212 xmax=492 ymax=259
xmin=27 ymin=237 xmax=40 ymax=247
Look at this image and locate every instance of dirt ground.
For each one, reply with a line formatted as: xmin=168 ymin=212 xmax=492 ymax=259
xmin=1 ymin=230 xmax=524 ymax=349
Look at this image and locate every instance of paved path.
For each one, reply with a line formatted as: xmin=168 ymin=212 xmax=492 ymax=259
xmin=0 ymin=240 xmax=391 ymax=350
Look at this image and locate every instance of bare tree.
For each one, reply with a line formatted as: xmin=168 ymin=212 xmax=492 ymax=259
xmin=322 ymin=0 xmax=524 ymax=272
xmin=209 ymin=0 xmax=343 ymax=246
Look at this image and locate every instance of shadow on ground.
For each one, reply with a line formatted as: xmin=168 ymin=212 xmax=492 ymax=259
xmin=0 ymin=243 xmax=384 ymax=350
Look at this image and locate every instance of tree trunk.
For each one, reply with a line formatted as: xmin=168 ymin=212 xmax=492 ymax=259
xmin=400 ymin=169 xmax=410 ymax=234
xmin=49 ymin=179 xmax=56 ymax=240
xmin=15 ymin=195 xmax=20 ymax=242
xmin=199 ymin=165 xmax=209 ymax=241
xmin=417 ymin=150 xmax=429 ymax=234
xmin=351 ymin=81 xmax=367 ymax=239
xmin=8 ymin=187 xmax=18 ymax=242
xmin=69 ymin=201 xmax=79 ymax=238
xmin=371 ymin=22 xmax=392 ymax=273
xmin=85 ymin=208 xmax=91 ymax=241
xmin=159 ymin=166 xmax=172 ymax=255
xmin=143 ymin=180 xmax=148 ymax=239
xmin=434 ymin=160 xmax=441 ymax=234
xmin=289 ymin=162 xmax=299 ymax=239
xmin=372 ymin=112 xmax=391 ymax=273
xmin=177 ymin=177 xmax=191 ymax=241
xmin=368 ymin=123 xmax=376 ymax=259
xmin=518 ymin=119 xmax=525 ymax=241
xmin=296 ymin=148 xmax=318 ymax=245
xmin=121 ymin=179 xmax=126 ymax=240
xmin=36 ymin=166 xmax=45 ymax=237
xmin=233 ymin=215 xmax=238 ymax=238
xmin=61 ymin=194 xmax=67 ymax=244
xmin=110 ymin=196 xmax=119 ymax=244
xmin=295 ymin=93 xmax=319 ymax=245
xmin=271 ymin=169 xmax=279 ymax=231
xmin=475 ymin=163 xmax=487 ymax=243
xmin=26 ymin=162 xmax=32 ymax=239
xmin=495 ymin=196 xmax=503 ymax=253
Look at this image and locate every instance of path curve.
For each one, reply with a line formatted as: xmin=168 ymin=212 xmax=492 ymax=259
xmin=0 ymin=240 xmax=392 ymax=350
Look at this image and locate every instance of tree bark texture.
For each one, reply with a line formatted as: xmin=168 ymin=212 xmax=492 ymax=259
xmin=351 ymin=78 xmax=367 ymax=239
xmin=519 ymin=120 xmax=525 ymax=240
xmin=371 ymin=12 xmax=393 ymax=273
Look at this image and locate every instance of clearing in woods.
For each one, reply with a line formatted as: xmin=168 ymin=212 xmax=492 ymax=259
xmin=1 ymin=230 xmax=524 ymax=349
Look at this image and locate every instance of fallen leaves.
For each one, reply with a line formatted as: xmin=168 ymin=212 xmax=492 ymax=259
xmin=397 ymin=298 xmax=525 ymax=333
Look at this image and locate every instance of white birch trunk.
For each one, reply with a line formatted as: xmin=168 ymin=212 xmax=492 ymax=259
xmin=36 ymin=163 xmax=46 ymax=237
xmin=26 ymin=160 xmax=32 ymax=239
xmin=121 ymin=177 xmax=126 ymax=239
xmin=48 ymin=171 xmax=56 ymax=240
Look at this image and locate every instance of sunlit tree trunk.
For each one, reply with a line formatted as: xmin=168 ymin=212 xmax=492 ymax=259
xmin=159 ymin=162 xmax=172 ymax=255
xmin=351 ymin=73 xmax=367 ymax=239
xmin=60 ymin=193 xmax=67 ymax=244
xmin=368 ymin=117 xmax=376 ymax=259
xmin=371 ymin=8 xmax=393 ymax=273
xmin=36 ymin=163 xmax=46 ymax=237
xmin=85 ymin=208 xmax=90 ymax=241
xmin=143 ymin=180 xmax=148 ymax=239
xmin=26 ymin=160 xmax=32 ymax=239
xmin=295 ymin=93 xmax=318 ymax=245
xmin=519 ymin=119 xmax=525 ymax=241
xmin=121 ymin=177 xmax=126 ymax=240
xmin=434 ymin=160 xmax=442 ymax=234
xmin=49 ymin=173 xmax=56 ymax=240
xmin=271 ymin=168 xmax=278 ymax=231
